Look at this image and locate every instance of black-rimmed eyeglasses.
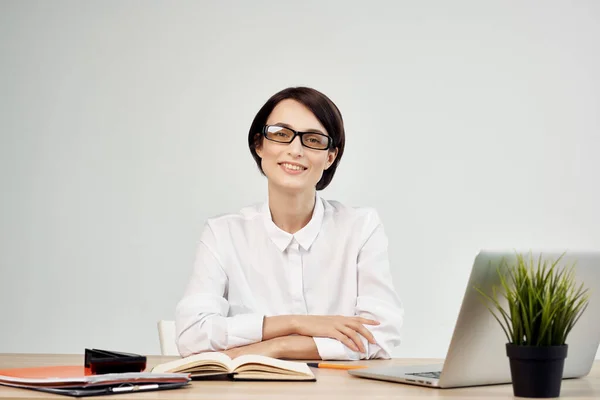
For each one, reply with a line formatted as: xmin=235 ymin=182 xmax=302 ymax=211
xmin=262 ymin=125 xmax=333 ymax=150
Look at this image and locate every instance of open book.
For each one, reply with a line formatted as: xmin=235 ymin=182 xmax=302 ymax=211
xmin=151 ymin=352 xmax=315 ymax=381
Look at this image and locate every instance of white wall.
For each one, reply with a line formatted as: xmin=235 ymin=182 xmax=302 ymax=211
xmin=1 ymin=0 xmax=599 ymax=359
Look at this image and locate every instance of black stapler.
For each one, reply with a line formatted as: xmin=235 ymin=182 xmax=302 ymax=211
xmin=84 ymin=348 xmax=147 ymax=374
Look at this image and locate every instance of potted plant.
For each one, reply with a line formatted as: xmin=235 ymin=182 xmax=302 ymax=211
xmin=477 ymin=251 xmax=590 ymax=398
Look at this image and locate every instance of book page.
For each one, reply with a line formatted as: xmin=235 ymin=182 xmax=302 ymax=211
xmin=151 ymin=352 xmax=233 ymax=373
xmin=230 ymin=355 xmax=313 ymax=376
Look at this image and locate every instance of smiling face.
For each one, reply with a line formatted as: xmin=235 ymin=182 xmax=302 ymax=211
xmin=255 ymin=99 xmax=338 ymax=194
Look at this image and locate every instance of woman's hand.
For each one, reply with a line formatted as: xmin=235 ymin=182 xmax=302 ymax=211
xmin=223 ymin=338 xmax=284 ymax=359
xmin=291 ymin=315 xmax=380 ymax=353
xmin=223 ymin=336 xmax=320 ymax=360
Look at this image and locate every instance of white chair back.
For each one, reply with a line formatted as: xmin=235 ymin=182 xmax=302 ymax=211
xmin=157 ymin=320 xmax=179 ymax=356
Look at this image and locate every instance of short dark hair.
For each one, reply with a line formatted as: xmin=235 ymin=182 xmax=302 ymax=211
xmin=248 ymin=87 xmax=345 ymax=191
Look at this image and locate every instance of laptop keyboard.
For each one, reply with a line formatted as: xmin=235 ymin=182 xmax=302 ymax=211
xmin=407 ymin=371 xmax=441 ymax=379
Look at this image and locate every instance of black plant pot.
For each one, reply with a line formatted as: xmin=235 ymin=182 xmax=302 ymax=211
xmin=506 ymin=343 xmax=568 ymax=398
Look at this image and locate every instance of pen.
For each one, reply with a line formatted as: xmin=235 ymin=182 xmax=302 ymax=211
xmin=111 ymin=384 xmax=159 ymax=393
xmin=307 ymin=362 xmax=367 ymax=370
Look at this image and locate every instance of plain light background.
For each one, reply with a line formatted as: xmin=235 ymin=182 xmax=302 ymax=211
xmin=1 ymin=1 xmax=599 ymax=359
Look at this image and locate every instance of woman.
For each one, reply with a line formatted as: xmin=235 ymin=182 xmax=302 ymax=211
xmin=175 ymin=87 xmax=403 ymax=360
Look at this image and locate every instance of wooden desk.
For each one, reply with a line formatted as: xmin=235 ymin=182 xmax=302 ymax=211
xmin=0 ymin=354 xmax=598 ymax=399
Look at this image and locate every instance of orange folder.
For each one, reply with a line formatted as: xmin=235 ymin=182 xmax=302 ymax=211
xmin=0 ymin=365 xmax=93 ymax=381
xmin=0 ymin=364 xmax=191 ymax=396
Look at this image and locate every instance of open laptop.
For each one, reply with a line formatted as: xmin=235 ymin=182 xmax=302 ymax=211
xmin=349 ymin=250 xmax=600 ymax=388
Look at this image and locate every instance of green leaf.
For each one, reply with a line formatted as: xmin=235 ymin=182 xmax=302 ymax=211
xmin=475 ymin=251 xmax=590 ymax=346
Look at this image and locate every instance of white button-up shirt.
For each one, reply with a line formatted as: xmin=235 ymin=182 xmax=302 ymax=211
xmin=175 ymin=195 xmax=404 ymax=360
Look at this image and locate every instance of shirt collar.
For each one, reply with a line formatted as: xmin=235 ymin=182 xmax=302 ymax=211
xmin=261 ymin=193 xmax=325 ymax=252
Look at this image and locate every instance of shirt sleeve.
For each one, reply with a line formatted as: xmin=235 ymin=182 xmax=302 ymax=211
xmin=175 ymin=223 xmax=265 ymax=357
xmin=314 ymin=209 xmax=404 ymax=360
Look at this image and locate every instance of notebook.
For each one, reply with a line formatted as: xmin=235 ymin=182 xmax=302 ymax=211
xmin=151 ymin=352 xmax=316 ymax=381
xmin=0 ymin=365 xmax=191 ymax=397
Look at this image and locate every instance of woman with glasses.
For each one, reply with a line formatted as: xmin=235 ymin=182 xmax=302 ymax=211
xmin=175 ymin=87 xmax=404 ymax=360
